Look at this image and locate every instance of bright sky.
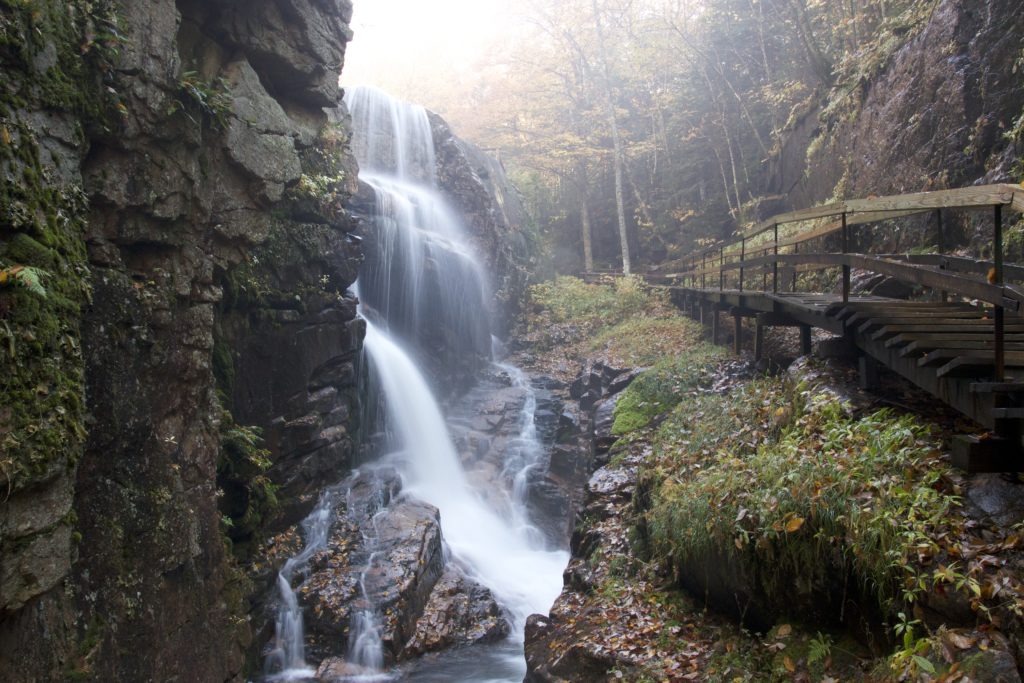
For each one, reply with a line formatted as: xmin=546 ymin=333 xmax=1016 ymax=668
xmin=341 ymin=0 xmax=518 ymax=111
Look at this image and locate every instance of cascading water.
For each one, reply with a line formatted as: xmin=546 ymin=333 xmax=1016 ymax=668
xmin=263 ymin=86 xmax=567 ymax=681
xmin=264 ymin=487 xmax=345 ymax=680
xmin=349 ymin=86 xmax=568 ymax=676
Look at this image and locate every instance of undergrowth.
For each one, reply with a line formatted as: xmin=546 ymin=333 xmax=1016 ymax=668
xmin=611 ymin=345 xmax=728 ymax=435
xmin=644 ymin=385 xmax=958 ymax=620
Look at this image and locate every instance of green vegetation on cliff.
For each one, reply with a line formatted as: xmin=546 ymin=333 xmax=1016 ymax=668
xmin=0 ymin=0 xmax=121 ymax=491
xmin=0 ymin=118 xmax=91 ymax=491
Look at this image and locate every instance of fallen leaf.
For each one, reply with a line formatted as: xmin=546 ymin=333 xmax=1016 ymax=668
xmin=783 ymin=655 xmax=796 ymax=672
xmin=785 ymin=517 xmax=805 ymax=533
xmin=948 ymin=632 xmax=977 ymax=650
xmin=776 ymin=623 xmax=792 ymax=637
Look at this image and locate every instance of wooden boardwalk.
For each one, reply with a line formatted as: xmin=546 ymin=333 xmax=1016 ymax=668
xmin=636 ymin=184 xmax=1024 ymax=471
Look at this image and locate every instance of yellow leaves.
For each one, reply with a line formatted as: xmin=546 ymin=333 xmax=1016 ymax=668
xmin=776 ymin=623 xmax=792 ymax=637
xmin=783 ymin=655 xmax=796 ymax=672
xmin=785 ymin=516 xmax=805 ymax=533
xmin=0 ymin=126 xmax=10 ymax=145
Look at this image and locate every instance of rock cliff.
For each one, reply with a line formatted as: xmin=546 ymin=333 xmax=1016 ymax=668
xmin=0 ymin=0 xmax=361 ymax=680
xmin=775 ymin=0 xmax=1024 ymax=248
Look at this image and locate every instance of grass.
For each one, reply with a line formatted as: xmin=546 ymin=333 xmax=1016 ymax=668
xmin=611 ymin=345 xmax=728 ymax=435
xmin=588 ymin=316 xmax=704 ymax=368
xmin=641 ymin=378 xmax=961 ymax=624
xmin=522 ymin=275 xmax=685 ymax=378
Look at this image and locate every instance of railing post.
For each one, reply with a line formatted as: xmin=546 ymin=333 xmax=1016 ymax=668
xmin=937 ymin=209 xmax=948 ymax=302
xmin=739 ymin=237 xmax=746 ymax=292
xmin=772 ymin=223 xmax=779 ymax=294
xmin=719 ymin=246 xmax=724 ymax=291
xmin=841 ymin=212 xmax=850 ymax=304
xmin=994 ymin=204 xmax=1005 ymax=382
xmin=762 ymin=246 xmax=768 ymax=291
xmin=701 ymin=253 xmax=706 ymax=290
xmin=792 ymin=241 xmax=798 ymax=292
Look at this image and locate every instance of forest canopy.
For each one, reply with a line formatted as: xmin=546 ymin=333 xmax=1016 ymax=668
xmin=352 ymin=0 xmax=944 ymax=273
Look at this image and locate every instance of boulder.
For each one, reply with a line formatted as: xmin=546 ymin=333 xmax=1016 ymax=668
xmin=402 ymin=567 xmax=510 ymax=656
xmin=302 ymin=497 xmax=445 ymax=664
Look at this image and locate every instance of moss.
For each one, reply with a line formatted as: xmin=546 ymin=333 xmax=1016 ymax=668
xmin=211 ymin=336 xmax=235 ymax=405
xmin=1 ymin=0 xmax=122 ymax=123
xmin=64 ymin=615 xmax=107 ymax=680
xmin=0 ymin=118 xmax=90 ymax=493
xmin=0 ymin=0 xmax=114 ymax=492
xmin=611 ymin=345 xmax=727 ymax=434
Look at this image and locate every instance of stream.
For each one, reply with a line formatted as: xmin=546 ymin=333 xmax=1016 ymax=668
xmin=261 ymin=86 xmax=569 ymax=682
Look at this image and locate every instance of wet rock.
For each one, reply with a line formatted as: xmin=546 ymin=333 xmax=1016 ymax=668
xmin=867 ymin=276 xmax=914 ymax=299
xmin=402 ymin=567 xmax=510 ymax=656
xmin=429 ymin=112 xmax=530 ymax=336
xmin=223 ymin=58 xmax=302 ymax=202
xmin=524 ymin=611 xmax=618 ymax=683
xmin=526 ymin=471 xmax=576 ymax=548
xmin=593 ymin=395 xmax=620 ymax=453
xmin=302 ymin=497 xmax=444 ymax=664
xmin=219 ymin=0 xmax=354 ymax=108
xmin=316 ymin=658 xmax=377 ymax=681
xmin=607 ymin=368 xmax=643 ymax=396
xmin=966 ymin=474 xmax=1024 ymax=527
xmin=587 ymin=465 xmax=633 ymax=501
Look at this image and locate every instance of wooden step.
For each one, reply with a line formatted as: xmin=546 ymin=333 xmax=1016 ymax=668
xmin=870 ymin=323 xmax=1024 ymax=341
xmin=920 ymin=350 xmax=1024 ymax=368
xmin=900 ymin=340 xmax=1024 ymax=357
xmin=885 ymin=332 xmax=1024 ymax=348
xmin=970 ymin=382 xmax=1024 ymax=393
xmin=835 ymin=303 xmax=976 ymax=322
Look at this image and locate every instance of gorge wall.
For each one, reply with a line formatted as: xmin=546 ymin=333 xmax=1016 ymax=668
xmin=0 ymin=0 xmax=362 ymax=679
xmin=0 ymin=2 xmax=532 ymax=680
xmin=774 ymin=0 xmax=1024 ymax=245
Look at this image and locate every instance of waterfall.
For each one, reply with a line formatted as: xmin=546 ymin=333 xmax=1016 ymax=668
xmin=263 ymin=86 xmax=567 ymax=680
xmin=263 ymin=487 xmax=345 ymax=680
xmin=363 ymin=322 xmax=566 ymax=632
xmin=349 ymin=86 xmax=567 ymax=672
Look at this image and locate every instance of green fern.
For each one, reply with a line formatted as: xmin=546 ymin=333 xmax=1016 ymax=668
xmin=0 ymin=265 xmax=48 ymax=297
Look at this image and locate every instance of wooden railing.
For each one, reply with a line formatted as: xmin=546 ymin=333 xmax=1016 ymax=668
xmin=656 ymin=183 xmax=1024 ymax=379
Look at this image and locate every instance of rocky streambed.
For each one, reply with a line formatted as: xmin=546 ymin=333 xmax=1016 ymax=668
xmin=247 ymin=360 xmax=600 ymax=680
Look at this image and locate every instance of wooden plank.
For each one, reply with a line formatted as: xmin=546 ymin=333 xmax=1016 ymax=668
xmin=837 ymin=304 xmax=975 ymax=322
xmin=936 ymin=357 xmax=998 ymax=378
xmin=1012 ymin=188 xmax=1024 ymax=215
xmin=886 ymin=332 xmax=1024 ymax=348
xmin=856 ymin=314 xmax=986 ymax=335
xmin=776 ymin=253 xmax=993 ymax=302
xmin=849 ymin=310 xmax=983 ymax=326
xmin=879 ymin=253 xmax=1024 ymax=283
xmin=920 ymin=350 xmax=1024 ymax=368
xmin=846 ymin=186 xmax=1014 ymax=213
xmin=970 ymin=382 xmax=1024 ymax=394
xmin=902 ymin=341 xmax=1024 ymax=357
xmin=951 ymin=434 xmax=1021 ymax=473
xmin=871 ymin=323 xmax=1024 ymax=341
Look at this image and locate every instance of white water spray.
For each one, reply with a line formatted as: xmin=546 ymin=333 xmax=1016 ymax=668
xmin=363 ymin=322 xmax=567 ymax=633
xmin=264 ymin=86 xmax=568 ymax=680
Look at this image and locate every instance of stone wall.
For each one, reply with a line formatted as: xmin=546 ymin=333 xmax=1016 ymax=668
xmin=0 ymin=0 xmax=361 ymax=680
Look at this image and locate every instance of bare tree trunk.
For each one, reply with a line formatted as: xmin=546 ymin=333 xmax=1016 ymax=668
xmin=580 ymin=193 xmax=594 ymax=273
xmin=591 ymin=0 xmax=632 ymax=275
xmin=786 ymin=0 xmax=833 ymax=85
